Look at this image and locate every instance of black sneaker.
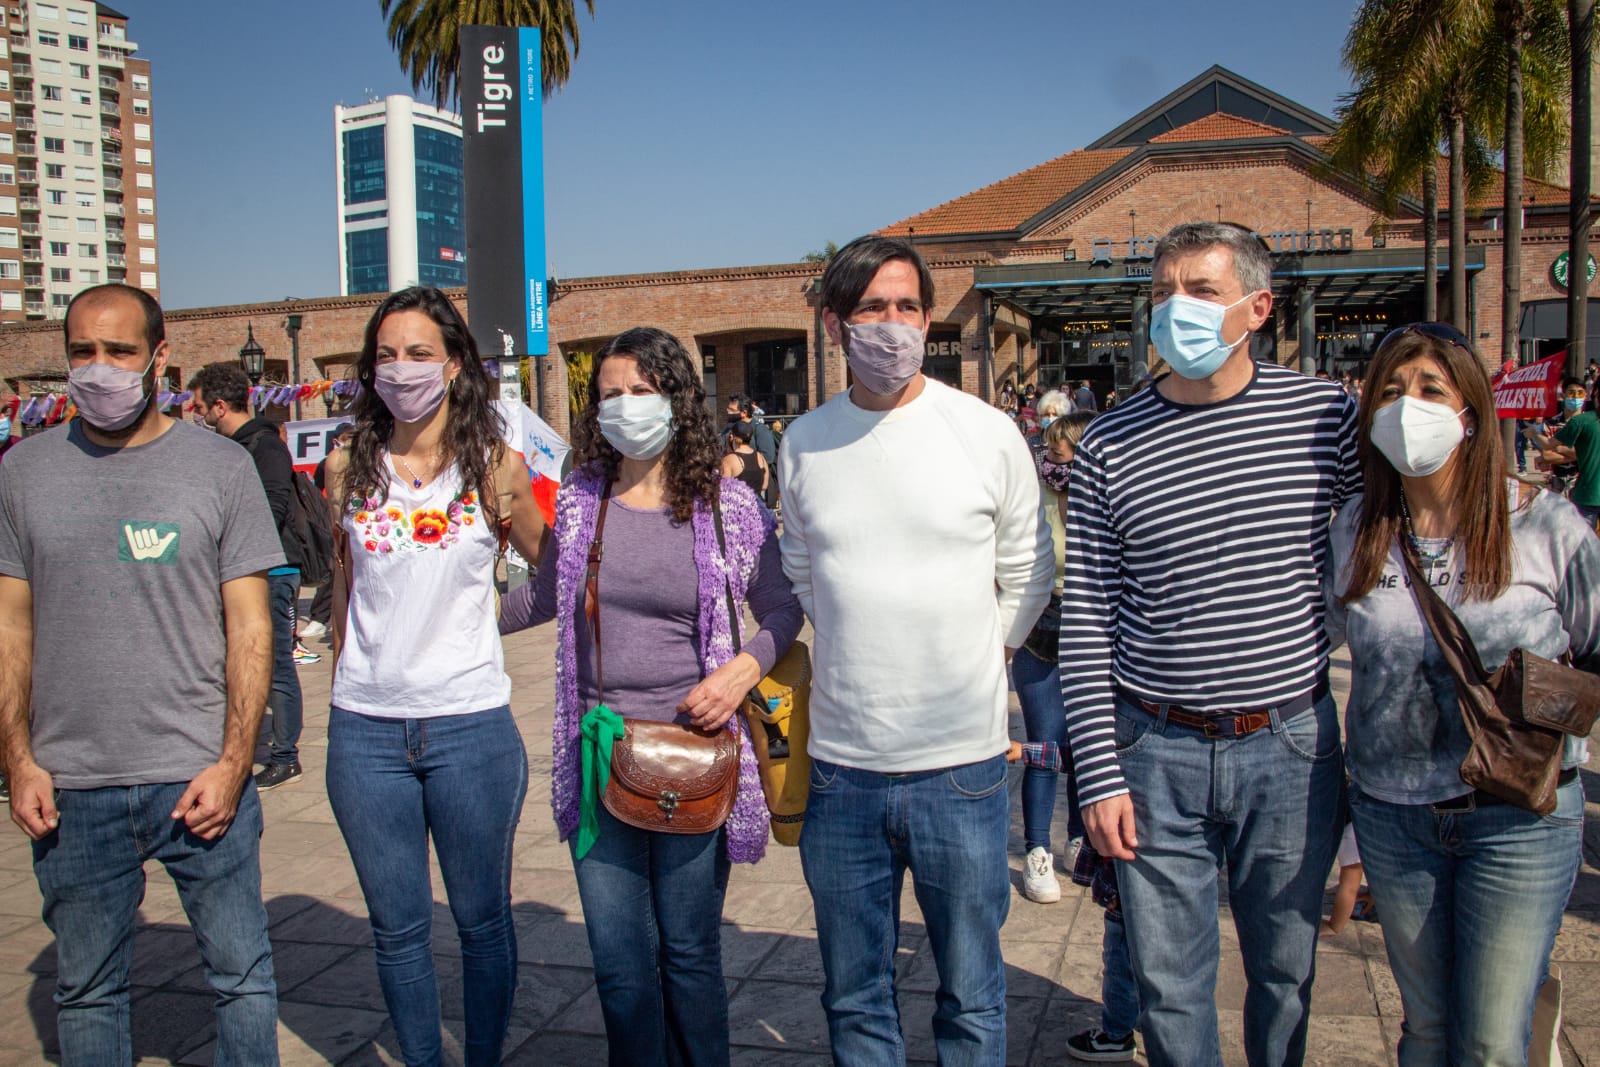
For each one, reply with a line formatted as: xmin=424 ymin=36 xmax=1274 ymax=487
xmin=0 ymin=772 xmax=8 ymax=802
xmin=1067 ymin=1027 xmax=1136 ymax=1062
xmin=254 ymin=763 xmax=302 ymax=791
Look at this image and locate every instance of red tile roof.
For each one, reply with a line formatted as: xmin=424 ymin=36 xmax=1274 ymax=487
xmin=878 ymin=148 xmax=1133 ymax=238
xmin=1147 ymin=114 xmax=1292 ymax=142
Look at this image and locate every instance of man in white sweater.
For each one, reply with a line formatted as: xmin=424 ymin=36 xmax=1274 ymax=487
xmin=779 ymin=234 xmax=1053 ymax=1064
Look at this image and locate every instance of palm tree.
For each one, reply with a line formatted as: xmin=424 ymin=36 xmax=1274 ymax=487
xmin=380 ymin=0 xmax=596 ymax=107
xmin=1570 ymin=0 xmax=1593 ymax=376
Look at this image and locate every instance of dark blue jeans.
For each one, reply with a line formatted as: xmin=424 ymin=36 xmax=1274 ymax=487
xmin=801 ymin=754 xmax=1011 ymax=1067
xmin=1100 ymin=911 xmax=1140 ymax=1040
xmin=326 ymin=706 xmax=527 ymax=1067
xmin=32 ymin=782 xmax=278 ymax=1066
xmin=265 ymin=570 xmax=302 ymax=765
xmin=570 ymin=802 xmax=731 ymax=1066
xmin=1012 ymin=646 xmax=1083 ymax=852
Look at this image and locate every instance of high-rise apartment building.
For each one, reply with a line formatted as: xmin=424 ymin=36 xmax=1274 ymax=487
xmin=334 ymin=94 xmax=464 ymax=296
xmin=0 ymin=2 xmax=151 ymax=321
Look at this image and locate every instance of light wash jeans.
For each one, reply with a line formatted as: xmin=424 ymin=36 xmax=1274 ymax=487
xmin=32 ymin=781 xmax=278 ymax=1067
xmin=800 ymin=754 xmax=1011 ymax=1067
xmin=1350 ymin=778 xmax=1582 ymax=1067
xmin=1111 ymin=689 xmax=1344 ymax=1067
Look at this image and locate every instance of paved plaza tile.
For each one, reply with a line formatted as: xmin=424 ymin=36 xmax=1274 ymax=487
xmin=0 ymin=617 xmax=1597 ymax=1065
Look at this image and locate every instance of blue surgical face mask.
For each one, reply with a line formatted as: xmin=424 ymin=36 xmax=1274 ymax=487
xmin=1149 ymin=291 xmax=1257 ymax=380
xmin=1565 ymin=396 xmax=1584 ymax=414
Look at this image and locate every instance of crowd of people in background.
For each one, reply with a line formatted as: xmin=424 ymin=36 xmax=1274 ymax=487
xmin=1 ymin=219 xmax=1597 ymax=1067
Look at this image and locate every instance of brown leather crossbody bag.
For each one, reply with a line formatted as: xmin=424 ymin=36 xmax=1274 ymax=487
xmin=1400 ymin=547 xmax=1600 ymax=814
xmin=586 ymin=487 xmax=738 ymax=834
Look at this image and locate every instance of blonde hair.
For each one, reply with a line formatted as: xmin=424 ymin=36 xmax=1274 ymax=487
xmin=1044 ymin=411 xmax=1094 ymax=451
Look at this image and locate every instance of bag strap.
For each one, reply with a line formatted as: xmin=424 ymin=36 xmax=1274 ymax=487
xmin=713 ymin=496 xmax=785 ymax=747
xmin=1397 ymin=543 xmax=1493 ymax=689
xmin=585 ymin=483 xmax=613 ymax=706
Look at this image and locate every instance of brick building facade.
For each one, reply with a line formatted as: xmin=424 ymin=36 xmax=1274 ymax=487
xmin=1 ymin=65 xmax=1592 ymax=437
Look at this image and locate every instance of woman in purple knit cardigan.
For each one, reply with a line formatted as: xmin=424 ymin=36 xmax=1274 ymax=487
xmin=500 ymin=327 xmax=802 ymax=1067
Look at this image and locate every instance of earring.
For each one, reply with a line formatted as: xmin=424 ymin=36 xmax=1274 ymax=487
xmin=1465 ymin=427 xmax=1475 ymax=438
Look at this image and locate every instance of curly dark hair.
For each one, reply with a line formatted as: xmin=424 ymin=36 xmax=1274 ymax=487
xmin=341 ymin=287 xmax=506 ymax=524
xmin=573 ymin=327 xmax=719 ymax=523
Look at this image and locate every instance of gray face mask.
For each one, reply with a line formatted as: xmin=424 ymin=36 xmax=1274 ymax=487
xmin=67 ymin=357 xmax=154 ymax=432
xmin=845 ymin=321 xmax=925 ymax=395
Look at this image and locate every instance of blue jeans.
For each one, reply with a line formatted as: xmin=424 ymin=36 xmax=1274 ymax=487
xmin=265 ymin=571 xmax=302 ymax=765
xmin=1012 ymin=646 xmax=1083 ymax=852
xmin=1100 ymin=911 xmax=1140 ymax=1040
xmin=326 ymin=706 xmax=527 ymax=1067
xmin=1111 ymin=690 xmax=1344 ymax=1067
xmin=1350 ymin=779 xmax=1583 ymax=1067
xmin=800 ymin=754 xmax=1011 ymax=1067
xmin=32 ymin=782 xmax=277 ymax=1066
xmin=571 ymin=802 xmax=731 ymax=1066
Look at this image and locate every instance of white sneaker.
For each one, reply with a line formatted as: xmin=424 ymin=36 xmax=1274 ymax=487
xmin=1022 ymin=846 xmax=1061 ymax=903
xmin=298 ymin=619 xmax=328 ymax=638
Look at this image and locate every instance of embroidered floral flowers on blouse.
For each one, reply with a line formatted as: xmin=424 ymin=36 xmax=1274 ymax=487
xmin=351 ymin=487 xmax=478 ymax=552
xmin=411 ymin=509 xmax=450 ymax=545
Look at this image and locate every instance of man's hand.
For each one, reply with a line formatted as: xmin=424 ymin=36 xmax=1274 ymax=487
xmin=171 ymin=759 xmax=249 ymax=840
xmin=8 ymin=760 xmax=57 ymax=839
xmin=678 ymin=652 xmax=761 ymax=731
xmin=1083 ymin=794 xmax=1138 ymax=861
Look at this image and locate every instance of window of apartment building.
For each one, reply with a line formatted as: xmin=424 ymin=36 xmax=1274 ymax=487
xmin=37 ymin=58 xmax=61 ymax=74
xmin=35 ymin=4 xmax=58 ymax=19
xmin=40 ymin=110 xmax=63 ymax=127
xmin=0 ymin=261 xmax=19 ymax=280
xmin=42 ymin=137 xmax=63 ymax=154
xmin=79 ymin=267 xmax=96 ymax=282
xmin=67 ymin=35 xmax=87 ymax=51
xmin=67 ymin=9 xmax=88 ymax=25
xmin=136 ymin=196 xmax=152 ymax=214
xmin=0 ymin=70 xmax=11 ymax=92
xmin=100 ymin=22 xmax=123 ymax=40
xmin=0 ymin=40 xmax=9 ymax=59
xmin=136 ymin=222 xmax=153 ymax=239
xmin=134 ymin=172 xmax=151 ymax=188
xmin=70 ymin=115 xmax=91 ymax=130
xmin=49 ymin=267 xmax=68 ymax=282
xmin=71 ymin=139 xmax=91 ymax=156
xmin=40 ymin=85 xmax=61 ymax=101
xmin=76 ymin=242 xmax=95 ymax=257
xmin=137 ymin=246 xmax=152 ymax=264
xmin=139 ymin=271 xmax=155 ymax=287
xmin=70 ymin=88 xmax=89 ymax=105
xmin=74 ymin=192 xmax=92 ymax=208
xmin=132 ymin=74 xmax=148 ymax=92
xmin=75 ymin=217 xmax=93 ymax=233
xmin=50 ymin=293 xmax=70 ymax=308
xmin=134 ymin=147 xmax=150 ymax=165
xmin=0 ymin=197 xmax=15 ymax=216
xmin=0 ymin=166 xmax=13 ymax=186
xmin=0 ymin=229 xmax=18 ymax=249
xmin=46 ymin=216 xmax=66 ymax=231
xmin=2 ymin=292 xmax=23 ymax=312
xmin=133 ymin=122 xmax=149 ymax=142
xmin=132 ymin=99 xmax=148 ymax=116
xmin=46 ymin=189 xmax=63 ymax=204
xmin=37 ymin=31 xmax=59 ymax=46
xmin=43 ymin=164 xmax=64 ymax=179
xmin=0 ymin=101 xmax=12 ymax=122
xmin=72 ymin=165 xmax=92 ymax=181
xmin=47 ymin=241 xmax=66 ymax=256
xmin=0 ymin=135 xmax=11 ymax=156
xmin=68 ymin=62 xmax=87 ymax=78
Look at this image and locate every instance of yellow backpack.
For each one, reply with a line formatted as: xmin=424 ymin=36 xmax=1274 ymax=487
xmin=742 ymin=642 xmax=811 ymax=846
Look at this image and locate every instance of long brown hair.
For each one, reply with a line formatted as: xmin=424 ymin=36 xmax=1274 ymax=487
xmin=1340 ymin=327 xmax=1512 ymax=604
xmin=571 ymin=327 xmax=720 ymax=523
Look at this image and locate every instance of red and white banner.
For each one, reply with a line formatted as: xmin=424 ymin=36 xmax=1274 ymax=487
xmin=1492 ymin=350 xmax=1567 ymax=419
xmin=286 ymin=402 xmax=570 ymax=526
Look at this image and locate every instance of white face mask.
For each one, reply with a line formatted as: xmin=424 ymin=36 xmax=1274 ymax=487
xmin=597 ymin=393 xmax=674 ymax=460
xmin=1369 ymin=396 xmax=1468 ymax=477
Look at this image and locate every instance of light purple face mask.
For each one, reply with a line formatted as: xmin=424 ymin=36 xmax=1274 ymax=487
xmin=67 ymin=358 xmax=153 ymax=432
xmin=374 ymin=360 xmax=449 ymax=423
xmin=845 ymin=321 xmax=925 ymax=396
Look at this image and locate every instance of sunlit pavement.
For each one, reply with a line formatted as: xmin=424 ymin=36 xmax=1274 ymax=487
xmin=2 ymin=605 xmax=1600 ymax=1065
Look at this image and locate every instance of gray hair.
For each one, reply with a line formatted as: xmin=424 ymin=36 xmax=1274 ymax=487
xmin=1152 ymin=222 xmax=1272 ymax=295
xmin=1035 ymin=389 xmax=1073 ymax=419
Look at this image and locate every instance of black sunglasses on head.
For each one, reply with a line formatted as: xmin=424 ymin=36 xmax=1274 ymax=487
xmin=1378 ymin=321 xmax=1474 ymax=352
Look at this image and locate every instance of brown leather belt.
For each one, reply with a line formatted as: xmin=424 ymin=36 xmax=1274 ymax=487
xmin=1120 ymin=678 xmax=1330 ymax=739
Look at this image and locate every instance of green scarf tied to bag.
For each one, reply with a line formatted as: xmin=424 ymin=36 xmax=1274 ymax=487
xmin=577 ymin=704 xmax=625 ymax=859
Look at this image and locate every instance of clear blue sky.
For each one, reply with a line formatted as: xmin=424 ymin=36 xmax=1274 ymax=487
xmin=112 ymin=0 xmax=1363 ymax=310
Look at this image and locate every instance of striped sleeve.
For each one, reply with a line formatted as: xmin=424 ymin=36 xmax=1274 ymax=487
xmin=1058 ymin=427 xmax=1128 ymax=806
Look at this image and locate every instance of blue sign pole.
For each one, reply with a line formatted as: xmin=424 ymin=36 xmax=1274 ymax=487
xmin=518 ymin=27 xmax=547 ymax=357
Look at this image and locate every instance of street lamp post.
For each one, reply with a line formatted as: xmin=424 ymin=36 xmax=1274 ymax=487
xmin=238 ymin=323 xmax=265 ymax=386
xmin=284 ymin=313 xmax=303 ymax=421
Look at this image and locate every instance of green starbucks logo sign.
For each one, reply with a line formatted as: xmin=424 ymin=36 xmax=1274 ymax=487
xmin=1552 ymin=251 xmax=1597 ymax=290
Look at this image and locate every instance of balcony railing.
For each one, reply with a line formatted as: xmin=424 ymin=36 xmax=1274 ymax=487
xmin=105 ymin=227 xmax=123 ymax=243
xmin=19 ymin=222 xmax=37 ymax=236
xmin=102 ymin=151 xmax=120 ymax=168
xmin=12 ymin=90 xmax=30 ymax=104
xmin=21 ymin=248 xmax=40 ymax=263
xmin=22 ymin=274 xmax=41 ymax=288
xmin=95 ymin=48 xmax=121 ymax=66
xmin=106 ymin=252 xmax=124 ymax=266
xmin=102 ymin=176 xmax=121 ymax=192
xmin=13 ymin=116 xmax=33 ymax=131
xmin=25 ymin=301 xmax=44 ymax=315
xmin=14 ymin=141 xmax=35 ymax=158
xmin=102 ymin=202 xmax=122 ymax=217
xmin=99 ymin=101 xmax=117 ymax=116
xmin=10 ymin=61 xmax=28 ymax=78
xmin=98 ymin=74 xmax=119 ymax=90
xmin=17 ymin=168 xmax=36 ymax=183
xmin=17 ymin=196 xmax=36 ymax=211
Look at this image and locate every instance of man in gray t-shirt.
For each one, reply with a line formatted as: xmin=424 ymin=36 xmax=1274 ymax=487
xmin=0 ymin=284 xmax=283 ymax=1063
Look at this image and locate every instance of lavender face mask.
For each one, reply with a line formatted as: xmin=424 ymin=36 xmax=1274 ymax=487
xmin=374 ymin=360 xmax=449 ymax=423
xmin=845 ymin=321 xmax=925 ymax=396
xmin=67 ymin=358 xmax=154 ymax=432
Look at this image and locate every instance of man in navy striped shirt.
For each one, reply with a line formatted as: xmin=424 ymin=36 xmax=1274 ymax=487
xmin=1059 ymin=222 xmax=1358 ymax=1067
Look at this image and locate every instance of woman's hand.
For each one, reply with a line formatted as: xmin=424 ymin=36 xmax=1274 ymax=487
xmin=678 ymin=652 xmax=762 ymax=731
